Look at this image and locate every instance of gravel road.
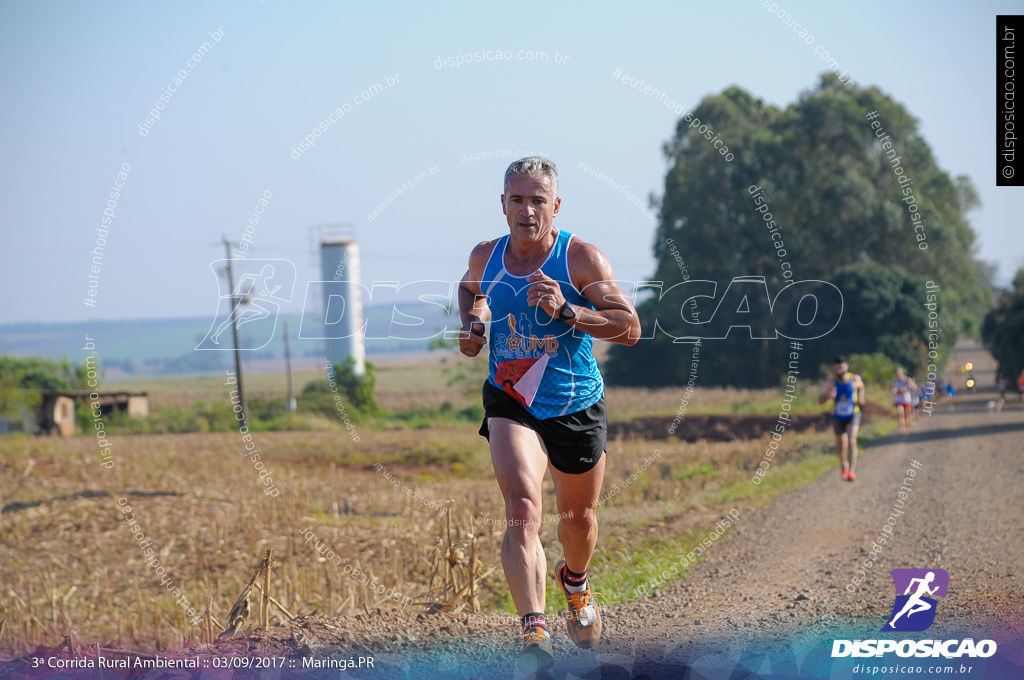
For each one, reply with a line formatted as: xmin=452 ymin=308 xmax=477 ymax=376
xmin=601 ymin=344 xmax=1024 ymax=678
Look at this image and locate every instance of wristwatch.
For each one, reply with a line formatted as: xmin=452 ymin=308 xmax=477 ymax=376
xmin=557 ymin=301 xmax=577 ymax=322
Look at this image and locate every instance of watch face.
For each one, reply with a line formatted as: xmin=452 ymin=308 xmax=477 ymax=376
xmin=560 ymin=304 xmax=576 ymax=320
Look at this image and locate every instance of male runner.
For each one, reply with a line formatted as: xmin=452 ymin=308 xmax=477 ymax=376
xmin=818 ymin=356 xmax=865 ymax=481
xmin=457 ymin=157 xmax=640 ymax=673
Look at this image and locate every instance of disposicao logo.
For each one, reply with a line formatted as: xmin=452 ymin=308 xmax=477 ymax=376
xmin=882 ymin=568 xmax=948 ymax=632
xmin=196 ymin=259 xmax=296 ymax=351
xmin=831 ymin=568 xmax=997 ymax=659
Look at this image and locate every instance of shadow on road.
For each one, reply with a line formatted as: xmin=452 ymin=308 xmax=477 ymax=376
xmin=878 ymin=420 xmax=1024 ymax=446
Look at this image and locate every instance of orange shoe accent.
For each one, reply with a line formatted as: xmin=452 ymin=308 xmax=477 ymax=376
xmin=555 ymin=560 xmax=602 ymax=649
xmin=847 ymin=471 xmax=856 ymax=482
xmin=517 ymin=626 xmax=553 ymax=674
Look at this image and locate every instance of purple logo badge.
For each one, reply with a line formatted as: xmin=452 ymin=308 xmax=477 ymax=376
xmin=881 ymin=568 xmax=949 ymax=632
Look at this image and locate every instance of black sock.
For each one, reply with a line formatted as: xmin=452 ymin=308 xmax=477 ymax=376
xmin=521 ymin=612 xmax=547 ymax=634
xmin=562 ymin=564 xmax=588 ymax=587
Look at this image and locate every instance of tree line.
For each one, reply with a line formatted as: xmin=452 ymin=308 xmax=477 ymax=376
xmin=607 ymin=74 xmax=993 ymax=387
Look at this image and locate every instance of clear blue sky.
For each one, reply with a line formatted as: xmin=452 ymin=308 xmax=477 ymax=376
xmin=1 ymin=0 xmax=1021 ymax=324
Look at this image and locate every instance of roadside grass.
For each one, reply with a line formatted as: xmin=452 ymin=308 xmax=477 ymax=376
xmin=607 ymin=381 xmax=894 ymax=420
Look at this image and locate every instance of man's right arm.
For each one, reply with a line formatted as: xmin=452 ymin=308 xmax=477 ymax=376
xmin=457 ymin=241 xmax=494 ymax=358
xmin=818 ymin=379 xmax=834 ymax=405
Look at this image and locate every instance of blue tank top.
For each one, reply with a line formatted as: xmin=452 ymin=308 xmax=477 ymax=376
xmin=834 ymin=374 xmax=858 ymax=420
xmin=481 ymin=230 xmax=603 ymax=419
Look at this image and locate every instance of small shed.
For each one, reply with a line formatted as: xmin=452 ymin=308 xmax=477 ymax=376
xmin=38 ymin=390 xmax=149 ymax=437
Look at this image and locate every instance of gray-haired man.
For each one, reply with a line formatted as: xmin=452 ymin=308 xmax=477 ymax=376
xmin=458 ymin=157 xmax=640 ymax=672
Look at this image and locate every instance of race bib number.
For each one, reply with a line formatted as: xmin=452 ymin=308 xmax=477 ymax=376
xmin=496 ymin=354 xmax=550 ymax=408
xmin=835 ymin=399 xmax=855 ymax=418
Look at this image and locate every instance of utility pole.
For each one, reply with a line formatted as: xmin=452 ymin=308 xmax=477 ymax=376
xmin=223 ymin=236 xmax=248 ymax=428
xmin=284 ymin=320 xmax=296 ymax=412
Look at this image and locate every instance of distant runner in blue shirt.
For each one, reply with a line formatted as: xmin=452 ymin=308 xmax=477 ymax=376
xmin=819 ymin=355 xmax=866 ymax=482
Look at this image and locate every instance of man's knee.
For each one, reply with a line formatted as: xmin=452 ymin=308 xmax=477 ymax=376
xmin=505 ymin=495 xmax=543 ymax=537
xmin=560 ymin=505 xmax=597 ymax=534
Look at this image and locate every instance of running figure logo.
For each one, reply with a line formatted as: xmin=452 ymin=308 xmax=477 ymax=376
xmin=197 ymin=259 xmax=296 ymax=351
xmin=881 ymin=568 xmax=949 ymax=632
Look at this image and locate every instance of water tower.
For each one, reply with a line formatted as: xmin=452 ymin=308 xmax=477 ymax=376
xmin=317 ymin=224 xmax=365 ymax=376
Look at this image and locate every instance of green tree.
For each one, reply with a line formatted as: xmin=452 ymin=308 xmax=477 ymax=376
xmin=982 ymin=268 xmax=1024 ymax=384
xmin=0 ymin=354 xmax=89 ymax=390
xmin=302 ymin=357 xmax=379 ymax=414
xmin=0 ymin=362 xmax=37 ymax=419
xmin=607 ymin=74 xmax=992 ymax=387
xmin=803 ymin=264 xmax=936 ymax=377
xmin=0 ymin=354 xmax=93 ymax=421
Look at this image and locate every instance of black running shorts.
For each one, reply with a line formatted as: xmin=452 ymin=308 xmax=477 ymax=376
xmin=478 ymin=380 xmax=607 ymax=475
xmin=833 ymin=411 xmax=862 ymax=435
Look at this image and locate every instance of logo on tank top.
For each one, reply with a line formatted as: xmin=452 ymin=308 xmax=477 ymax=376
xmin=500 ymin=314 xmax=559 ymax=354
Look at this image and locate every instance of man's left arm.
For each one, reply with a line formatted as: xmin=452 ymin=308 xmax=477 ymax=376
xmin=525 ymin=241 xmax=640 ymax=346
